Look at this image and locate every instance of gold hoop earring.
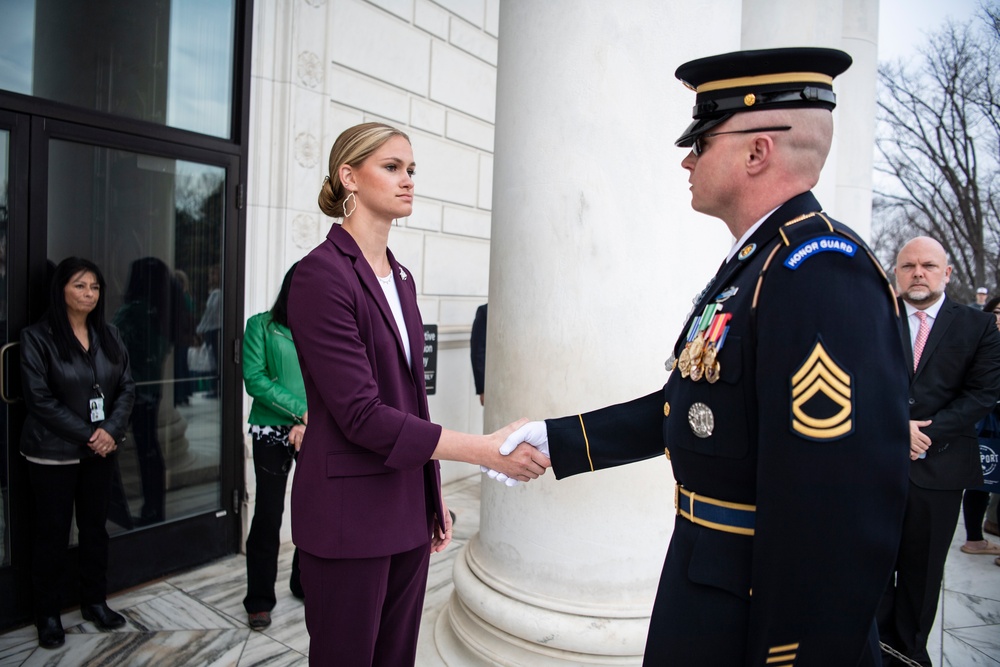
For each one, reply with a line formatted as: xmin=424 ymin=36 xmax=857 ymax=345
xmin=343 ymin=192 xmax=357 ymax=218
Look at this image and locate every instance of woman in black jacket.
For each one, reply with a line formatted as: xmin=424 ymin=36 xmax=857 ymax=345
xmin=20 ymin=257 xmax=135 ymax=649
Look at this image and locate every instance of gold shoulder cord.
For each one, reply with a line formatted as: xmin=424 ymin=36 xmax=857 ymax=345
xmin=752 ymin=243 xmax=784 ymax=309
xmin=578 ymin=414 xmax=595 ymax=472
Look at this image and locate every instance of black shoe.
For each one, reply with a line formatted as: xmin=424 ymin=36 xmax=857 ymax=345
xmin=248 ymin=611 xmax=271 ymax=630
xmin=36 ymin=615 xmax=65 ymax=649
xmin=81 ymin=602 xmax=126 ymax=630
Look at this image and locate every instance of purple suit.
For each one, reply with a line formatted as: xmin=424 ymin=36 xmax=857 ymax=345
xmin=288 ymin=223 xmax=444 ymax=664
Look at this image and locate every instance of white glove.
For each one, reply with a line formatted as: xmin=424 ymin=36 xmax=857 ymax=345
xmin=480 ymin=465 xmax=520 ymax=486
xmin=500 ymin=421 xmax=549 ymax=457
xmin=481 ymin=421 xmax=550 ymax=487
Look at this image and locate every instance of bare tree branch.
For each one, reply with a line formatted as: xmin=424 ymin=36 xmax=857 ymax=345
xmin=874 ymin=9 xmax=1000 ymax=302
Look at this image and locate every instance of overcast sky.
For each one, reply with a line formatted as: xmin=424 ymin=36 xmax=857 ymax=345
xmin=878 ymin=0 xmax=983 ymax=61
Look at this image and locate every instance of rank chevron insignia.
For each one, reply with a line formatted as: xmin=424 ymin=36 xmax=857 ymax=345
xmin=790 ymin=340 xmax=854 ymax=441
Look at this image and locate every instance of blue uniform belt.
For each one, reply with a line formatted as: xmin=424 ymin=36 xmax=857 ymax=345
xmin=675 ymin=484 xmax=755 ymax=536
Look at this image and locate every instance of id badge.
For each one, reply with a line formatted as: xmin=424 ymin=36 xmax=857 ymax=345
xmin=89 ymin=397 xmax=105 ymax=423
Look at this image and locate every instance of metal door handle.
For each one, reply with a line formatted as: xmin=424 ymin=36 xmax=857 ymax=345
xmin=0 ymin=341 xmax=20 ymax=404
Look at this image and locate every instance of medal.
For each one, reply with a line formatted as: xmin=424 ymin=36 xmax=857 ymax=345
xmin=676 ymin=306 xmax=732 ymax=383
xmin=678 ymin=347 xmax=692 ymax=377
xmin=705 ymin=360 xmax=721 ymax=384
xmin=688 ymin=402 xmax=715 ymax=438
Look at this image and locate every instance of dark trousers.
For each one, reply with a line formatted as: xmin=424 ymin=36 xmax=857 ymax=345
xmin=27 ymin=455 xmax=115 ymax=619
xmin=299 ymin=542 xmax=430 ymax=667
xmin=131 ymin=397 xmax=165 ymax=524
xmin=962 ymin=489 xmax=990 ymax=541
xmin=243 ymin=432 xmax=300 ymax=613
xmin=878 ymin=483 xmax=963 ymax=666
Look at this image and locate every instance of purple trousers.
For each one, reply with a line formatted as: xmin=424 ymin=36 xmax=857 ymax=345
xmin=299 ymin=541 xmax=431 ymax=666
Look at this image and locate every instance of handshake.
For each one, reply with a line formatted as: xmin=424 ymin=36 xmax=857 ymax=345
xmin=480 ymin=420 xmax=551 ymax=486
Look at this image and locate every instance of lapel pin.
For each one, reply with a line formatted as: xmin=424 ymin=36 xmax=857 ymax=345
xmin=400 ymin=268 xmax=408 ymax=281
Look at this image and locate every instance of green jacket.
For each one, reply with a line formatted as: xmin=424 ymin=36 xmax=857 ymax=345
xmin=243 ymin=312 xmax=307 ymax=426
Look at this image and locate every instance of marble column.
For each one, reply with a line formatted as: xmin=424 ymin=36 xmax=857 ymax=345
xmin=742 ymin=0 xmax=880 ymax=237
xmin=436 ymin=1 xmax=879 ymax=664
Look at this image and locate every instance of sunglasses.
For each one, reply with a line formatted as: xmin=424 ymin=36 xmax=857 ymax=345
xmin=692 ymin=125 xmax=793 ymax=157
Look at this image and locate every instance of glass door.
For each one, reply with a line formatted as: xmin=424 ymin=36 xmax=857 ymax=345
xmin=45 ymin=138 xmax=227 ymax=532
xmin=0 ymin=117 xmax=242 ymax=627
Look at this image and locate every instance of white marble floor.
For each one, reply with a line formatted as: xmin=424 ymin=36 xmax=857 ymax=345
xmin=0 ymin=476 xmax=997 ymax=666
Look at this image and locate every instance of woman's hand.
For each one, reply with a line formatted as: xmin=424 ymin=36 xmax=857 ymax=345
xmin=289 ymin=423 xmax=306 ymax=451
xmin=87 ymin=427 xmax=117 ymax=457
xmin=431 ymin=502 xmax=453 ymax=553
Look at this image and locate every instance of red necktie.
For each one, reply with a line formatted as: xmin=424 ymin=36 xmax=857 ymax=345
xmin=913 ymin=311 xmax=930 ymax=371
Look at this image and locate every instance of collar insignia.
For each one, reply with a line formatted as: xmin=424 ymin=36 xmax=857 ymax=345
xmin=737 ymin=243 xmax=757 ymax=261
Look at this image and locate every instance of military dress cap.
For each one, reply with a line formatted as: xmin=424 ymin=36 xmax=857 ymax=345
xmin=674 ymin=47 xmax=853 ymax=147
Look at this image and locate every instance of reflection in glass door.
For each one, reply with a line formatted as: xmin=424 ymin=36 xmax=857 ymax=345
xmin=46 ymin=140 xmax=225 ymax=531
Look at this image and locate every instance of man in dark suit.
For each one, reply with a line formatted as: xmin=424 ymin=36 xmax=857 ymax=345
xmin=496 ymin=48 xmax=912 ymax=666
xmin=878 ymin=235 xmax=1000 ymax=666
xmin=471 ymin=304 xmax=487 ymax=405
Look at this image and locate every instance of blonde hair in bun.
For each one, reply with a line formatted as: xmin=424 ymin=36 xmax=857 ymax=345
xmin=318 ymin=122 xmax=411 ymax=218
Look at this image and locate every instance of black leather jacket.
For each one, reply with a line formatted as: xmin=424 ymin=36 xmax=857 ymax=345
xmin=20 ymin=321 xmax=135 ymax=461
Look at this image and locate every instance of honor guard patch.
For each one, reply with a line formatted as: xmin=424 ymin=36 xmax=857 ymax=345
xmin=784 ymin=236 xmax=857 ymax=270
xmin=790 ymin=340 xmax=854 ymax=441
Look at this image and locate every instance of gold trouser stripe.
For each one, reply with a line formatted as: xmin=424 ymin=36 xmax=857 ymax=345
xmin=697 ymin=71 xmax=833 ymax=93
xmin=579 ymin=414 xmax=594 ymax=471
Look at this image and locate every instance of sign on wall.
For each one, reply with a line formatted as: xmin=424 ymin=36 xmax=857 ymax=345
xmin=423 ymin=324 xmax=438 ymax=395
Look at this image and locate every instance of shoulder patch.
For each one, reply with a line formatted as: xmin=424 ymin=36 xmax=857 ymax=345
xmin=784 ymin=236 xmax=857 ymax=270
xmin=790 ymin=340 xmax=854 ymax=441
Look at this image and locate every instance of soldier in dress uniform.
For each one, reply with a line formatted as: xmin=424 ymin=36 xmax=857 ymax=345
xmin=494 ymin=47 xmax=911 ymax=666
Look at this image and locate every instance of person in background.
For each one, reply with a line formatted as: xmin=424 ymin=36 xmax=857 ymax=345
xmin=242 ymin=262 xmax=306 ymax=631
xmin=878 ymin=236 xmax=1000 ymax=665
xmin=471 ymin=303 xmax=487 ymax=406
xmin=172 ymin=269 xmax=195 ymax=407
xmin=114 ymin=257 xmax=177 ymax=526
xmin=959 ymin=295 xmax=1000 ymax=560
xmin=288 ymin=122 xmax=548 ymax=666
xmin=20 ymin=257 xmax=135 ymax=648
xmin=196 ymin=264 xmax=222 ymax=398
xmin=970 ymin=286 xmax=989 ymax=308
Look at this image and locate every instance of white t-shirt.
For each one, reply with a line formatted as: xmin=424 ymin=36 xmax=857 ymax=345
xmin=376 ymin=271 xmax=411 ymax=366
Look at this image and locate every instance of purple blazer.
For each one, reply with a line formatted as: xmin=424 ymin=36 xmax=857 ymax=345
xmin=288 ymin=224 xmax=444 ymax=559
